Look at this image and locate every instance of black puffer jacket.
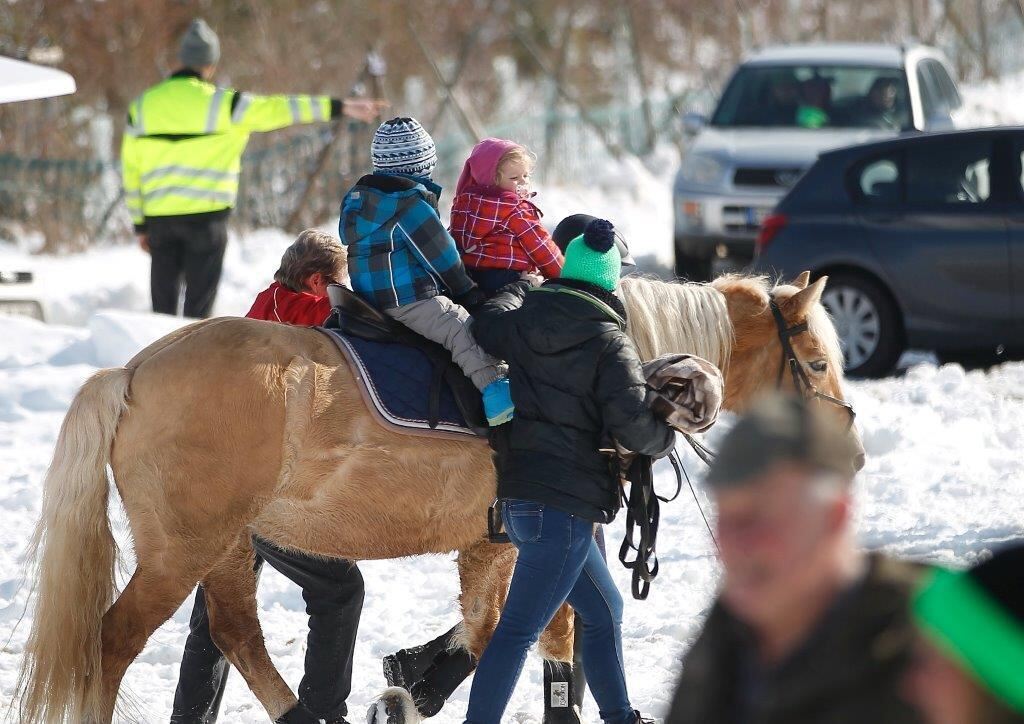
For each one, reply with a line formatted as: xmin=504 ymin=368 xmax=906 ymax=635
xmin=473 ymin=278 xmax=675 ymax=522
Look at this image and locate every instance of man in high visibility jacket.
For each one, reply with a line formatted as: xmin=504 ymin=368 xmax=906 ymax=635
xmin=122 ymin=18 xmax=382 ymax=318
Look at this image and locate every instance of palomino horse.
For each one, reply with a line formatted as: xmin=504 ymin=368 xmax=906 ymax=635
xmin=15 ymin=271 xmax=861 ymax=723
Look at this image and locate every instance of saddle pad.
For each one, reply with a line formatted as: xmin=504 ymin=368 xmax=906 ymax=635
xmin=318 ymin=328 xmax=478 ymax=439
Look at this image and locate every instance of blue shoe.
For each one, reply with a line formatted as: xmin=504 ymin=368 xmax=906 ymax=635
xmin=482 ymin=378 xmax=514 ymax=426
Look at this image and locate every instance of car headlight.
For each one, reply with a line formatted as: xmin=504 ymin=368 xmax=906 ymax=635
xmin=679 ymin=154 xmax=727 ymax=188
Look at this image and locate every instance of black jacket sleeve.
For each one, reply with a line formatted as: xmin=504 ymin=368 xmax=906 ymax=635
xmin=472 ymin=280 xmax=532 ymax=359
xmin=594 ymin=331 xmax=675 ymax=458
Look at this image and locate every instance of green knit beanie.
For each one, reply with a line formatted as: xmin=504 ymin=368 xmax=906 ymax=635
xmin=559 ymin=218 xmax=622 ymax=291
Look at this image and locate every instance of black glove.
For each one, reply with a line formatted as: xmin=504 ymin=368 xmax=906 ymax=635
xmin=455 ymin=286 xmax=486 ymax=313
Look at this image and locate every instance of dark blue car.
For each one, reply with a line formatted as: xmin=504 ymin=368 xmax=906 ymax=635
xmin=752 ymin=127 xmax=1024 ymax=377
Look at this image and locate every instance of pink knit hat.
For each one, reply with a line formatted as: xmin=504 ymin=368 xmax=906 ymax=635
xmin=455 ymin=137 xmax=522 ymax=196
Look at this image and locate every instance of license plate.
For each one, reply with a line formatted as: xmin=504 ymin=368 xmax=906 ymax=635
xmin=0 ymin=299 xmax=44 ymax=320
xmin=746 ymin=207 xmax=771 ymax=226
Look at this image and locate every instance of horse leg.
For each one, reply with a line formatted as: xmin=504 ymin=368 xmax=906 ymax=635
xmin=200 ymin=536 xmax=304 ymax=722
xmin=99 ymin=564 xmax=198 ymax=723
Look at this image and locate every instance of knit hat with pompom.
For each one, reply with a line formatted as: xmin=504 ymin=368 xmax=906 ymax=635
xmin=559 ymin=218 xmax=622 ymax=292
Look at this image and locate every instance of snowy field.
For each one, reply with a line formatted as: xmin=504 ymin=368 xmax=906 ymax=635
xmin=2 ymin=72 xmax=1024 ymax=722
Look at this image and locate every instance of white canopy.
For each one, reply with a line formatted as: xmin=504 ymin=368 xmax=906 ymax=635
xmin=0 ymin=56 xmax=76 ymax=104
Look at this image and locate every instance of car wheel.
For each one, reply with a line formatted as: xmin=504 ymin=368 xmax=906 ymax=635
xmin=820 ymin=273 xmax=902 ymax=378
xmin=674 ymin=251 xmax=712 ymax=282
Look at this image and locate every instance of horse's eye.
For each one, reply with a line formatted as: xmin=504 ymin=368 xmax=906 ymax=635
xmin=809 ymin=360 xmax=828 ymax=373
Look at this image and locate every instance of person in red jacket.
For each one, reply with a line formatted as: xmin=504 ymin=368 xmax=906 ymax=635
xmin=449 ymin=138 xmax=563 ymax=295
xmin=246 ymin=228 xmax=346 ymax=325
xmin=173 ymin=227 xmax=361 ymax=724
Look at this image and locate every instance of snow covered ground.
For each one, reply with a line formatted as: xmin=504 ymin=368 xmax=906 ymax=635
xmin=1 ymin=68 xmax=1023 ymax=723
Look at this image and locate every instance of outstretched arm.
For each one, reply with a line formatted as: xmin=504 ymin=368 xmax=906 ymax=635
xmin=472 ymin=281 xmax=532 ymax=359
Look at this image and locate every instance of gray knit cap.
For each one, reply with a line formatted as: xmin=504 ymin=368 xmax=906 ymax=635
xmin=371 ymin=118 xmax=437 ymax=178
xmin=178 ymin=19 xmax=220 ymax=69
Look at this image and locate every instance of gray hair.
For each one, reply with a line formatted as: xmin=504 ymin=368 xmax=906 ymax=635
xmin=274 ymin=229 xmax=347 ymax=292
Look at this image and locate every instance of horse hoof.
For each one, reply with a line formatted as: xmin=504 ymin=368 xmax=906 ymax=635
xmin=367 ymin=687 xmax=420 ymax=724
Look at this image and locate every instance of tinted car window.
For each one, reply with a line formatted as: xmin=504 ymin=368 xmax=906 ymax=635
xmin=933 ymin=61 xmax=962 ymax=109
xmin=906 ymin=139 xmax=992 ymax=205
xmin=712 ymin=65 xmax=911 ymax=130
xmin=927 ymin=60 xmax=962 ymax=110
xmin=857 ymin=157 xmax=901 ymax=204
xmin=916 ymin=66 xmax=940 ymax=120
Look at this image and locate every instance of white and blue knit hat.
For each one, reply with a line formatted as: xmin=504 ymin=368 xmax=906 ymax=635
xmin=371 ymin=117 xmax=437 ymax=178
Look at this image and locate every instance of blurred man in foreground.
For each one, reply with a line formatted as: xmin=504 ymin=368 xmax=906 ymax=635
xmin=667 ymin=394 xmax=922 ymax=724
xmin=904 ymin=543 xmax=1024 ymax=724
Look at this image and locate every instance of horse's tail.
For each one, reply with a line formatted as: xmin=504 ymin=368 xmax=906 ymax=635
xmin=15 ymin=366 xmax=132 ymax=723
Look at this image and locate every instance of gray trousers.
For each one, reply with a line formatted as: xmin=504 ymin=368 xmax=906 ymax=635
xmin=385 ymin=295 xmax=506 ymax=390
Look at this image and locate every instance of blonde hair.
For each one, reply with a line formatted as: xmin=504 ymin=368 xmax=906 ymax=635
xmin=494 ymin=145 xmax=537 ymax=184
xmin=274 ymin=229 xmax=347 ymax=292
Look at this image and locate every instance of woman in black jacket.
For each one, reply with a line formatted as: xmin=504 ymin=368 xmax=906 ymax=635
xmin=464 ymin=219 xmax=674 ymax=724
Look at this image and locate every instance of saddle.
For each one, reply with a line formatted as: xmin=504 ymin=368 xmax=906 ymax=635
xmin=321 ymin=284 xmax=488 ymax=438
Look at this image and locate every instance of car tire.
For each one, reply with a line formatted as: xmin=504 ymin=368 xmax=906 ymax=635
xmin=820 ymin=273 xmax=902 ymax=378
xmin=674 ymin=251 xmax=712 ymax=282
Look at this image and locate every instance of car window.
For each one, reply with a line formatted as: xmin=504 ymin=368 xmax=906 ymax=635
xmin=906 ymin=138 xmax=992 ymax=205
xmin=856 ymin=156 xmax=902 ymax=204
xmin=711 ymin=65 xmax=911 ymax=130
xmin=927 ymin=60 xmax=962 ymax=110
xmin=916 ymin=66 xmax=940 ymax=120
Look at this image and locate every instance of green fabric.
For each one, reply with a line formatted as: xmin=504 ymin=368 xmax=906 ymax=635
xmin=559 ymin=233 xmax=621 ymax=292
xmin=914 ymin=567 xmax=1024 ymax=712
xmin=531 ymin=285 xmax=625 ymax=329
xmin=796 ymin=105 xmax=829 ymax=128
xmin=121 ymin=76 xmax=331 ymax=224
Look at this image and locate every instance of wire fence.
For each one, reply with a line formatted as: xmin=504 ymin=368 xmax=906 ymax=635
xmin=0 ymin=98 xmax=685 ymax=252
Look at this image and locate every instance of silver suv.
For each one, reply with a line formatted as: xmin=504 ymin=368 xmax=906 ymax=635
xmin=674 ymin=43 xmax=963 ymax=279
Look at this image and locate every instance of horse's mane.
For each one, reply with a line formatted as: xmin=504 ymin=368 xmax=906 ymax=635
xmin=618 ymin=275 xmax=734 ymax=371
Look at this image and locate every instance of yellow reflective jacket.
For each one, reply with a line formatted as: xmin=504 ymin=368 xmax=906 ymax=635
xmin=121 ymin=70 xmax=335 ymax=229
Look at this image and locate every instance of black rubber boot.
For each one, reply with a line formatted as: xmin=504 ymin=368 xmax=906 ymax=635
xmin=382 ymin=624 xmax=459 ymax=688
xmin=409 ymin=647 xmax=476 ymax=716
xmin=275 ymin=702 xmax=321 ymax=723
xmin=542 ymin=659 xmax=582 ymax=724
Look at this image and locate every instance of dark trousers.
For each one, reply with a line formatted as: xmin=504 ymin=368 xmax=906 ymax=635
xmin=148 ymin=215 xmax=229 ymax=318
xmin=466 ymin=268 xmax=522 ymax=297
xmin=170 ymin=537 xmax=364 ymax=723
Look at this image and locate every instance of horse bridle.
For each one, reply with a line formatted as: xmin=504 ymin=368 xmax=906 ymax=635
xmin=768 ymin=293 xmax=856 ymax=430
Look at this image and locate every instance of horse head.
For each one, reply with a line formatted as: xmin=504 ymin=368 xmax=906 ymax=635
xmin=713 ymin=270 xmax=865 ymax=472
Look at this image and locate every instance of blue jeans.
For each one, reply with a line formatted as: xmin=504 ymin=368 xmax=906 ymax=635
xmin=464 ymin=501 xmax=634 ymax=724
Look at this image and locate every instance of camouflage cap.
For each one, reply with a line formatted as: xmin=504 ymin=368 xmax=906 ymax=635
xmin=706 ymin=393 xmax=859 ymax=488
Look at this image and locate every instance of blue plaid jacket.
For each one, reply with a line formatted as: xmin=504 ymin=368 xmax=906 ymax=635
xmin=339 ymin=174 xmax=476 ymax=310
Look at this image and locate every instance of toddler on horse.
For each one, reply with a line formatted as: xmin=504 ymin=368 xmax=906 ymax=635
xmin=338 ymin=118 xmax=513 ymax=426
xmin=449 ymin=138 xmax=564 ymax=295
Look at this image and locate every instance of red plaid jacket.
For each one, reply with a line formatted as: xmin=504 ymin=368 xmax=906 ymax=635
xmin=449 ymin=187 xmax=564 ymax=279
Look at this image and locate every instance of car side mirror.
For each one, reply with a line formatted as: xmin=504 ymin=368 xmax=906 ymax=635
xmin=682 ymin=112 xmax=707 ymax=136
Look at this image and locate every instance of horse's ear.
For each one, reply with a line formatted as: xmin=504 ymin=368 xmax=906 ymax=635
xmin=783 ymin=275 xmax=827 ymax=317
xmin=792 ymin=270 xmax=811 ymax=290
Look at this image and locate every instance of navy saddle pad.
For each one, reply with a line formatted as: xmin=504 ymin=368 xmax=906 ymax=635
xmin=320 ymin=328 xmax=482 ymax=438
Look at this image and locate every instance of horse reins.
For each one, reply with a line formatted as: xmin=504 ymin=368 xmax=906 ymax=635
xmin=767 ymin=293 xmax=856 ymax=430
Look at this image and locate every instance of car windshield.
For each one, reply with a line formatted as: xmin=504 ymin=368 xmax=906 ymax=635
xmin=711 ymin=65 xmax=912 ymax=131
